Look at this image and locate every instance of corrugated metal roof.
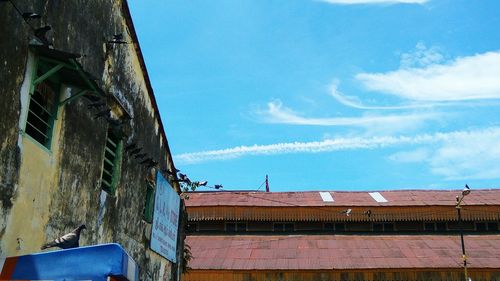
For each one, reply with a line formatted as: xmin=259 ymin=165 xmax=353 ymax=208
xmin=186 ymin=234 xmax=500 ymax=270
xmin=185 ymin=189 xmax=500 ymax=207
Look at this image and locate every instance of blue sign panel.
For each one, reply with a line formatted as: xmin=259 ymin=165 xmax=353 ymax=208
xmin=151 ymin=172 xmax=180 ymax=263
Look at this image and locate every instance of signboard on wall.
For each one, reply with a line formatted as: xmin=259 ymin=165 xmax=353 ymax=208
xmin=151 ymin=171 xmax=180 ymax=263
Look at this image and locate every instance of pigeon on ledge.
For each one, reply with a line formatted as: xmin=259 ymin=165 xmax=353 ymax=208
xmin=41 ymin=224 xmax=86 ymax=250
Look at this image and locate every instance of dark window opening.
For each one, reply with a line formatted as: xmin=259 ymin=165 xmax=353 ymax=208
xmin=424 ymin=222 xmax=435 ymax=232
xmin=25 ymin=81 xmax=58 ymax=148
xmin=284 ymin=223 xmax=294 ymax=232
xmin=436 ymin=222 xmax=447 ymax=231
xmin=273 ymin=223 xmax=294 ymax=232
xmin=237 ymin=223 xmax=247 ymax=231
xmin=373 ymin=223 xmax=394 ymax=232
xmin=384 ymin=223 xmax=395 ymax=232
xmin=226 ymin=223 xmax=236 ymax=232
xmin=273 ymin=223 xmax=284 ymax=232
xmin=226 ymin=222 xmax=247 ymax=232
xmin=324 ymin=223 xmax=334 ymax=232
xmin=335 ymin=223 xmax=345 ymax=232
xmin=488 ymin=222 xmax=498 ymax=231
xmin=373 ymin=223 xmax=383 ymax=232
xmin=186 ymin=223 xmax=197 ymax=233
xmin=476 ymin=223 xmax=487 ymax=232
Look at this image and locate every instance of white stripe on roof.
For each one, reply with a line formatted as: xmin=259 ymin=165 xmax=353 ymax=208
xmin=319 ymin=192 xmax=334 ymax=202
xmin=369 ymin=192 xmax=388 ymax=203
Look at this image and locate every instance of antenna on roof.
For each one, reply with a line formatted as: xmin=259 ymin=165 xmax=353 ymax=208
xmin=265 ymin=175 xmax=270 ymax=193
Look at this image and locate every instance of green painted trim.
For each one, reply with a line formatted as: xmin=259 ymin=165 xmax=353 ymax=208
xmin=143 ymin=183 xmax=155 ymax=223
xmin=28 ymin=56 xmax=39 ymax=95
xmin=38 ymin=56 xmax=75 ymax=70
xmin=24 ymin=57 xmax=61 ymax=150
xmin=36 ymin=57 xmax=101 ymax=99
xmin=110 ymin=139 xmax=123 ymax=194
xmin=100 ymin=130 xmax=123 ymax=195
xmin=59 ymin=89 xmax=87 ymax=106
xmin=69 ymin=59 xmax=102 ymax=96
xmin=21 ymin=131 xmax=53 ymax=155
xmin=33 ymin=63 xmax=64 ymax=85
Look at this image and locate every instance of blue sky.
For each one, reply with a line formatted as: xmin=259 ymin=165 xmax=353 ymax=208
xmin=129 ymin=0 xmax=500 ymax=191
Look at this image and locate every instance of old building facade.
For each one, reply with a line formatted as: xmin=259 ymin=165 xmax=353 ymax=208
xmin=0 ymin=0 xmax=184 ymax=279
xmin=184 ymin=190 xmax=500 ymax=281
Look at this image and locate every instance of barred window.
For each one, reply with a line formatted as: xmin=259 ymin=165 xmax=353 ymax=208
xmin=143 ymin=184 xmax=155 ymax=223
xmin=100 ymin=129 xmax=123 ymax=194
xmin=25 ymin=80 xmax=59 ymax=148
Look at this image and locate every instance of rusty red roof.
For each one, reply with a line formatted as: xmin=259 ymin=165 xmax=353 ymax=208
xmin=186 ymin=234 xmax=500 ymax=270
xmin=185 ymin=189 xmax=500 ymax=207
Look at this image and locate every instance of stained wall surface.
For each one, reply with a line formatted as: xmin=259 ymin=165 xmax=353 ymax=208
xmin=0 ymin=1 xmax=183 ymax=280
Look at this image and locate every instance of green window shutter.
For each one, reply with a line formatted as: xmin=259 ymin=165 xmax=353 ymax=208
xmin=143 ymin=184 xmax=155 ymax=223
xmin=101 ymin=129 xmax=122 ymax=195
xmin=25 ymin=59 xmax=61 ymax=149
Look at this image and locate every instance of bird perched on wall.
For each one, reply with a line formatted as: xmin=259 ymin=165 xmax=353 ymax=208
xmin=87 ymin=101 xmax=106 ymax=109
xmin=340 ymin=208 xmax=352 ymax=216
xmin=107 ymin=33 xmax=128 ymax=45
xmin=364 ymin=210 xmax=372 ymax=218
xmin=134 ymin=152 xmax=147 ymax=159
xmin=146 ymin=160 xmax=158 ymax=169
xmin=139 ymin=157 xmax=153 ymax=165
xmin=40 ymin=224 xmax=86 ymax=250
xmin=125 ymin=142 xmax=137 ymax=152
xmin=34 ymin=25 xmax=51 ymax=45
xmin=94 ymin=109 xmax=111 ymax=120
xmin=22 ymin=12 xmax=41 ymax=20
xmin=129 ymin=147 xmax=142 ymax=155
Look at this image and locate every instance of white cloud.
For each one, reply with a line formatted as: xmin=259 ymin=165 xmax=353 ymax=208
xmin=388 ymin=147 xmax=430 ymax=163
xmin=321 ymin=0 xmax=428 ymax=4
xmin=429 ymin=129 xmax=500 ymax=180
xmin=356 ymin=51 xmax=500 ymax=101
xmin=260 ymin=99 xmax=437 ymax=127
xmin=400 ymin=42 xmax=444 ymax=68
xmin=385 ymin=127 xmax=500 ymax=180
xmin=176 ymin=127 xmax=500 ymax=181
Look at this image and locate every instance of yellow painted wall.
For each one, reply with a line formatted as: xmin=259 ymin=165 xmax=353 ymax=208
xmin=0 ymin=103 xmax=65 ymax=255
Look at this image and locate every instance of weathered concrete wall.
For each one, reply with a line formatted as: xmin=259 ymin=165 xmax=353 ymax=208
xmin=0 ymin=0 xmax=182 ymax=280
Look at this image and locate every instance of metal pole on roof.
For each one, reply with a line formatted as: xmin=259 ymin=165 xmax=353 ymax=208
xmin=265 ymin=175 xmax=269 ymax=192
xmin=456 ymin=184 xmax=471 ymax=281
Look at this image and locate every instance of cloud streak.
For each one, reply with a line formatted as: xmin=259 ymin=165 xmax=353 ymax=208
xmin=176 ymin=135 xmax=431 ymax=164
xmin=259 ymin=100 xmax=437 ymax=127
xmin=175 ymin=127 xmax=500 ymax=169
xmin=321 ymin=0 xmax=428 ymax=5
xmin=328 ymin=80 xmax=437 ymax=110
xmin=357 ymin=51 xmax=500 ymax=102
